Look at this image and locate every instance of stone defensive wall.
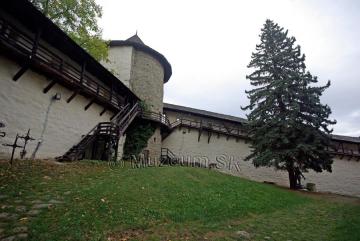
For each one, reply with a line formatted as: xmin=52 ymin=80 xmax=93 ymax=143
xmin=162 ymin=103 xmax=360 ymax=197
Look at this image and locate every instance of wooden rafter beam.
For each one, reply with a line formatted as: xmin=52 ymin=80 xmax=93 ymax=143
xmin=13 ymin=64 xmax=30 ymax=81
xmin=43 ymin=79 xmax=57 ymax=93
xmin=84 ymin=98 xmax=95 ymax=111
xmin=100 ymin=108 xmax=107 ymax=116
xmin=110 ymin=112 xmax=116 ymax=121
xmin=67 ymin=90 xmax=78 ymax=103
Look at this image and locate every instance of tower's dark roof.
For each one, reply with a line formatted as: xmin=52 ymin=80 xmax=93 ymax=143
xmin=126 ymin=34 xmax=144 ymax=44
xmin=109 ymin=37 xmax=172 ymax=83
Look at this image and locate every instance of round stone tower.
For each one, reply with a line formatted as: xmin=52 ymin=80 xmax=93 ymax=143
xmin=105 ymin=34 xmax=172 ymax=162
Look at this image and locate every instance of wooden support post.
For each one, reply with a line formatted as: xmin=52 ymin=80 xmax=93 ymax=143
xmin=337 ymin=142 xmax=341 ymax=151
xmin=96 ymin=85 xmax=100 ymax=96
xmin=198 ymin=120 xmax=202 ymax=142
xmin=348 ymin=149 xmax=353 ymax=160
xmin=84 ymin=99 xmax=95 ymax=111
xmin=339 ymin=142 xmax=345 ymax=160
xmin=43 ymin=79 xmax=57 ymax=93
xmin=109 ymin=81 xmax=113 ymax=102
xmin=59 ymin=59 xmax=64 ymax=72
xmin=13 ymin=28 xmax=42 ymax=81
xmin=67 ymin=90 xmax=78 ymax=103
xmin=207 ymin=131 xmax=212 ymax=143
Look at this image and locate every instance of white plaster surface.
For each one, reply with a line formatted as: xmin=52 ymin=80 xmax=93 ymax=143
xmin=0 ymin=57 xmax=114 ymax=159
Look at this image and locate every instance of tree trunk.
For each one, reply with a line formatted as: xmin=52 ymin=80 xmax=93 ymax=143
xmin=288 ymin=168 xmax=297 ymax=189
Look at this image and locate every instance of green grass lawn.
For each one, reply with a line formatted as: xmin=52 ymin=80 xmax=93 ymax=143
xmin=0 ymin=160 xmax=359 ymax=241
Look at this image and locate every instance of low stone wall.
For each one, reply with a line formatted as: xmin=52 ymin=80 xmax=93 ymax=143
xmin=162 ymin=126 xmax=360 ymax=197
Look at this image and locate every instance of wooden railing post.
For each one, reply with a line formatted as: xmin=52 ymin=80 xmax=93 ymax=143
xmin=109 ymin=81 xmax=113 ymax=102
xmin=80 ymin=61 xmax=86 ymax=85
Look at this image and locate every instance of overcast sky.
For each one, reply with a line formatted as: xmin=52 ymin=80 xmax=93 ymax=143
xmin=97 ymin=0 xmax=360 ymax=136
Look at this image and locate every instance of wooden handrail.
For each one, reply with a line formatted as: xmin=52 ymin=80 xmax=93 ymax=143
xmin=141 ymin=111 xmax=171 ymax=128
xmin=172 ymin=118 xmax=248 ymax=139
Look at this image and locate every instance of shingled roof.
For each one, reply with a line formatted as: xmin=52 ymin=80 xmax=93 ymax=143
xmin=163 ymin=103 xmax=248 ymax=124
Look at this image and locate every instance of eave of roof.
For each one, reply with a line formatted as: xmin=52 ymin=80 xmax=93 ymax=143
xmin=163 ymin=103 xmax=248 ymax=124
xmin=331 ymin=134 xmax=360 ymax=144
xmin=0 ymin=0 xmax=139 ymax=101
xmin=109 ymin=40 xmax=172 ymax=83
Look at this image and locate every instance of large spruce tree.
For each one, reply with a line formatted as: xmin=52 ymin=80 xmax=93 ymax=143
xmin=242 ymin=20 xmax=336 ymax=189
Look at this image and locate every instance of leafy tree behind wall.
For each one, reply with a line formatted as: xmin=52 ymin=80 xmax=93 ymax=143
xmin=242 ymin=19 xmax=336 ymax=189
xmin=30 ymin=0 xmax=108 ymax=61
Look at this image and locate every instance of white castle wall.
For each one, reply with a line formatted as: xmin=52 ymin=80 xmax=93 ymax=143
xmin=162 ymin=115 xmax=360 ymax=197
xmin=102 ymin=46 xmax=133 ymax=89
xmin=0 ymin=57 xmax=114 ymax=159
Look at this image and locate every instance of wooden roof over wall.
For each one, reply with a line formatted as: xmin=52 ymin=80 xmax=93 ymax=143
xmin=164 ymin=103 xmax=360 ymax=144
xmin=164 ymin=103 xmax=248 ymax=125
xmin=0 ymin=0 xmax=139 ymax=102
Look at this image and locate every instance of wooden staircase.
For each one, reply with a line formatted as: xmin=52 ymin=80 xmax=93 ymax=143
xmin=111 ymin=102 xmax=141 ymax=136
xmin=160 ymin=147 xmax=179 ymax=165
xmin=58 ymin=102 xmax=140 ymax=161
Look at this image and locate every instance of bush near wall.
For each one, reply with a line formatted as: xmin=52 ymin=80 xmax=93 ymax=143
xmin=123 ymin=119 xmax=155 ymax=160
